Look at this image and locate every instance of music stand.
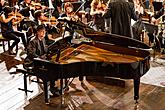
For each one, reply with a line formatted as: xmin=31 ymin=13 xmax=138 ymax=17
xmin=152 ymin=2 xmax=162 ymax=11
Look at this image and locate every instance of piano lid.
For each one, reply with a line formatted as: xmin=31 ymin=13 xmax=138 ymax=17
xmin=81 ymin=28 xmax=150 ymax=49
xmin=58 ymin=18 xmax=150 ymax=49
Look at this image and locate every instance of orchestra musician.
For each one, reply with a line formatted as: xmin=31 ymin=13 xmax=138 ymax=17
xmin=144 ymin=1 xmax=165 ymax=47
xmin=61 ymin=2 xmax=84 ymax=82
xmin=0 ymin=0 xmax=7 ymax=12
xmin=60 ymin=2 xmax=80 ymax=38
xmin=131 ymin=0 xmax=145 ymax=41
xmin=40 ymin=0 xmax=62 ymax=18
xmin=103 ymin=0 xmax=138 ymax=38
xmin=62 ymin=2 xmax=79 ymax=20
xmin=40 ymin=0 xmax=49 ymax=6
xmin=150 ymin=1 xmax=165 ymax=51
xmin=0 ymin=0 xmax=27 ymax=54
xmin=19 ymin=0 xmax=47 ymax=16
xmin=24 ymin=25 xmax=60 ymax=96
xmin=18 ymin=0 xmax=35 ymax=38
xmin=34 ymin=10 xmax=59 ymax=45
xmin=18 ymin=0 xmax=46 ymax=44
xmin=19 ymin=0 xmax=35 ymax=18
xmin=90 ymin=0 xmax=106 ymax=32
xmin=151 ymin=1 xmax=165 ymax=24
xmin=52 ymin=0 xmax=62 ymax=18
xmin=152 ymin=1 xmax=165 ymax=86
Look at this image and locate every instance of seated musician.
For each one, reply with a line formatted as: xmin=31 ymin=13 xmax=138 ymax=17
xmin=52 ymin=0 xmax=62 ymax=18
xmin=18 ymin=0 xmax=47 ymax=33
xmin=151 ymin=1 xmax=165 ymax=24
xmin=147 ymin=1 xmax=165 ymax=49
xmin=19 ymin=0 xmax=46 ymax=17
xmin=61 ymin=2 xmax=80 ymax=38
xmin=34 ymin=10 xmax=59 ymax=45
xmin=0 ymin=0 xmax=27 ymax=54
xmin=90 ymin=0 xmax=106 ymax=32
xmin=18 ymin=0 xmax=35 ymax=34
xmin=62 ymin=2 xmax=79 ymax=20
xmin=24 ymin=25 xmax=60 ymax=96
xmin=40 ymin=0 xmax=62 ymax=18
xmin=19 ymin=0 xmax=35 ymax=18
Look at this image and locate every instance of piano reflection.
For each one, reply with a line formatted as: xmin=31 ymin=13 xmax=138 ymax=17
xmin=18 ymin=19 xmax=151 ymax=104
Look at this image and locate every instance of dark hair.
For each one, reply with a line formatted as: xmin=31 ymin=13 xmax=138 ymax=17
xmin=3 ymin=6 xmax=12 ymax=14
xmin=36 ymin=25 xmax=45 ymax=32
xmin=34 ymin=10 xmax=42 ymax=20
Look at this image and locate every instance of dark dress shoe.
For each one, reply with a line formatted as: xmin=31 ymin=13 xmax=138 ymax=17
xmin=50 ymin=92 xmax=60 ymax=98
xmin=50 ymin=87 xmax=60 ymax=97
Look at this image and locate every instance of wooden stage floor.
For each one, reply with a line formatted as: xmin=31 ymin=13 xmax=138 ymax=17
xmin=0 ymin=47 xmax=165 ymax=110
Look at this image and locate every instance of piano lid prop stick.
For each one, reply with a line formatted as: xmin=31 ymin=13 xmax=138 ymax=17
xmin=56 ymin=49 xmax=61 ymax=62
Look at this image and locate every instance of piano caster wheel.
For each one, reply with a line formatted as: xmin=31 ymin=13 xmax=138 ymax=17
xmin=45 ymin=102 xmax=50 ymax=105
xmin=45 ymin=99 xmax=50 ymax=105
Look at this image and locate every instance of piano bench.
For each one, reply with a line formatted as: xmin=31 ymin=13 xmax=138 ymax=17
xmin=0 ymin=33 xmax=18 ymax=53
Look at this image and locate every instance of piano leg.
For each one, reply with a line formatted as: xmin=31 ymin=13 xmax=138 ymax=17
xmin=133 ymin=78 xmax=140 ymax=103
xmin=60 ymin=78 xmax=66 ymax=107
xmin=43 ymin=81 xmax=50 ymax=104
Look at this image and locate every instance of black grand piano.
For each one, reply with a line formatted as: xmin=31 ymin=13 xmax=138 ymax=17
xmin=19 ymin=19 xmax=151 ymax=104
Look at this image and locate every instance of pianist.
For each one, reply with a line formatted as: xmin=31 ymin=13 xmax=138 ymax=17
xmin=24 ymin=25 xmax=60 ymax=96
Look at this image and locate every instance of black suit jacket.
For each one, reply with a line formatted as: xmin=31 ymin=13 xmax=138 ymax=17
xmin=103 ymin=1 xmax=138 ymax=38
xmin=19 ymin=1 xmax=33 ymax=17
xmin=26 ymin=36 xmax=48 ymax=61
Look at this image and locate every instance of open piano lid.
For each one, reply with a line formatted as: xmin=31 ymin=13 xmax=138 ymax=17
xmin=58 ymin=18 xmax=150 ymax=49
xmin=81 ymin=28 xmax=150 ymax=49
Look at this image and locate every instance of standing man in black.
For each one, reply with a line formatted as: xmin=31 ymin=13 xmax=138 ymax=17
xmin=103 ymin=0 xmax=138 ymax=38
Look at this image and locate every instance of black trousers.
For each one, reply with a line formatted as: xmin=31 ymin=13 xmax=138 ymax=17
xmin=2 ymin=31 xmax=26 ymax=50
xmin=50 ymin=80 xmax=56 ymax=88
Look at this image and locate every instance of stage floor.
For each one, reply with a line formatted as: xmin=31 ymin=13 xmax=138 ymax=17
xmin=0 ymin=43 xmax=165 ymax=110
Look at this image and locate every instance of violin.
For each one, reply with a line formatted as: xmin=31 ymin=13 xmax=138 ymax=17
xmin=41 ymin=16 xmax=57 ymax=25
xmin=8 ymin=11 xmax=24 ymax=24
xmin=96 ymin=0 xmax=106 ymax=11
xmin=29 ymin=1 xmax=48 ymax=10
xmin=65 ymin=9 xmax=79 ymax=22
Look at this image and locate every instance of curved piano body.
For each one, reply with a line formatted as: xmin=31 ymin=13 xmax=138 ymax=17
xmin=24 ymin=19 xmax=151 ymax=104
xmin=33 ymin=42 xmax=150 ymax=103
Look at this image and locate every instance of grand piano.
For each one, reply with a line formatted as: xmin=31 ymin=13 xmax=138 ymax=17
xmin=19 ymin=19 xmax=151 ymax=104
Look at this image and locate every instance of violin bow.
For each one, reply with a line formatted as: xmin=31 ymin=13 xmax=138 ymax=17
xmin=73 ymin=1 xmax=86 ymax=16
